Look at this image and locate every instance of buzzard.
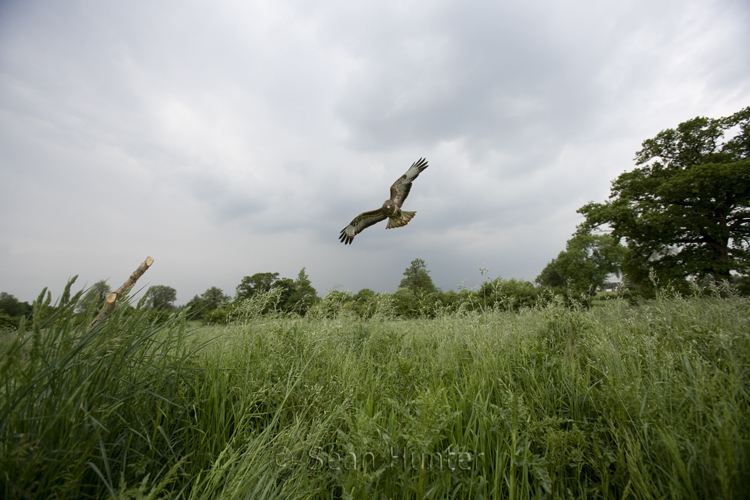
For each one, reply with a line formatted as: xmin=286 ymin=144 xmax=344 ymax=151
xmin=339 ymin=158 xmax=429 ymax=245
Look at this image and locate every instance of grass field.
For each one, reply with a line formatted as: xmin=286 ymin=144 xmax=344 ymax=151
xmin=1 ymin=284 xmax=749 ymax=499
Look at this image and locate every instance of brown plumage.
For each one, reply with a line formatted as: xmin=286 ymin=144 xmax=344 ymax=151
xmin=339 ymin=158 xmax=429 ymax=245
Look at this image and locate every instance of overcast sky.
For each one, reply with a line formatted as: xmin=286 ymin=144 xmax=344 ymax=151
xmin=1 ymin=0 xmax=749 ymax=305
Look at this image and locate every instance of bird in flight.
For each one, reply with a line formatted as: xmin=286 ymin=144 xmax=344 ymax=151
xmin=339 ymin=158 xmax=429 ymax=245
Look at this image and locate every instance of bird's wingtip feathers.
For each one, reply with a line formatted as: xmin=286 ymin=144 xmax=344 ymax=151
xmin=339 ymin=228 xmax=354 ymax=244
xmin=411 ymin=157 xmax=429 ymax=171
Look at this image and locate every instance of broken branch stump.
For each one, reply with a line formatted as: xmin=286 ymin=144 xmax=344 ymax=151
xmin=89 ymin=256 xmax=154 ymax=330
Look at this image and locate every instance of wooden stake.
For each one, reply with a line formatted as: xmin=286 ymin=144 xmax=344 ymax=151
xmin=90 ymin=256 xmax=154 ymax=330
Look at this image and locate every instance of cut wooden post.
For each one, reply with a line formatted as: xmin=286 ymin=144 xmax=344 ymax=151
xmin=90 ymin=256 xmax=154 ymax=330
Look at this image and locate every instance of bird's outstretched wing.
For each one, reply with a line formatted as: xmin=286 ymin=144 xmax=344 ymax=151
xmin=339 ymin=209 xmax=387 ymax=245
xmin=390 ymin=157 xmax=429 ymax=208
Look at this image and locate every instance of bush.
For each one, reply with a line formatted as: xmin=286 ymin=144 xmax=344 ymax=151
xmin=0 ymin=310 xmax=19 ymax=329
xmin=308 ymin=290 xmax=354 ymax=319
xmin=479 ymin=277 xmax=541 ymax=311
xmin=202 ymin=307 xmax=229 ymax=325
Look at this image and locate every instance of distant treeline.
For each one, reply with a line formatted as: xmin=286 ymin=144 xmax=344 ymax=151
xmin=185 ymin=259 xmax=560 ymax=323
xmin=3 ymin=256 xmax=742 ymax=331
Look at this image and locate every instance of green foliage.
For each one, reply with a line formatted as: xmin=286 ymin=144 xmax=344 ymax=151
xmin=0 ymin=310 xmax=18 ymax=329
xmin=348 ymin=288 xmax=398 ymax=320
xmin=3 ymin=280 xmax=749 ymax=498
xmin=272 ymin=277 xmax=296 ymax=311
xmin=200 ymin=286 xmax=230 ymax=310
xmin=399 ymin=258 xmax=437 ymax=295
xmin=307 ymin=288 xmax=399 ymax=320
xmin=234 ymin=270 xmax=319 ymax=317
xmin=283 ymin=267 xmax=320 ymax=315
xmin=236 ymin=272 xmax=279 ymax=300
xmin=391 ymin=287 xmax=421 ymax=317
xmin=309 ymin=289 xmax=354 ymax=319
xmin=0 ymin=293 xmax=32 ymax=328
xmin=579 ymin=106 xmax=750 ymax=290
xmin=434 ymin=288 xmax=476 ymax=315
xmin=201 ymin=307 xmax=229 ymax=325
xmin=144 ymin=285 xmax=177 ymax=311
xmin=536 ymin=231 xmax=627 ymax=296
xmin=183 ymin=271 xmax=320 ymax=325
xmin=185 ymin=287 xmax=231 ymax=321
xmin=351 ymin=288 xmax=378 ymax=318
xmin=480 ymin=277 xmax=541 ymax=310
xmin=229 ymin=286 xmax=287 ymax=322
xmin=391 ymin=258 xmax=443 ymax=317
xmin=184 ymin=294 xmax=205 ymax=320
xmin=1 ymin=280 xmax=192 ymax=498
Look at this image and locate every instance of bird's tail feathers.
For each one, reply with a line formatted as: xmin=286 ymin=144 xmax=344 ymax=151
xmin=386 ymin=211 xmax=416 ymax=229
xmin=401 ymin=210 xmax=416 ymax=222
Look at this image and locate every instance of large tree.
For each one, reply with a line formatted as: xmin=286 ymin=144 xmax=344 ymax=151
xmin=185 ymin=286 xmax=231 ymax=320
xmin=536 ymin=231 xmax=627 ymax=296
xmin=579 ymin=107 xmax=750 ymax=287
xmin=351 ymin=288 xmax=378 ymax=318
xmin=0 ymin=292 xmax=33 ymax=327
xmin=235 ymin=270 xmax=319 ymax=315
xmin=200 ymin=286 xmax=230 ymax=310
xmin=0 ymin=292 xmax=33 ymax=318
xmin=236 ymin=272 xmax=280 ymax=300
xmin=282 ymin=268 xmax=319 ymax=315
xmin=399 ymin=258 xmax=437 ymax=295
xmin=273 ymin=278 xmax=296 ymax=312
xmin=144 ymin=285 xmax=177 ymax=311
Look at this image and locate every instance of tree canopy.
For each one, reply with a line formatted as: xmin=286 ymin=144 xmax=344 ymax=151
xmin=201 ymin=287 xmax=230 ymax=310
xmin=0 ymin=292 xmax=33 ymax=328
xmin=282 ymin=268 xmax=319 ymax=315
xmin=236 ymin=272 xmax=280 ymax=300
xmin=144 ymin=285 xmax=177 ymax=311
xmin=185 ymin=287 xmax=231 ymax=320
xmin=579 ymin=106 xmax=750 ymax=288
xmin=230 ymin=269 xmax=319 ymax=316
xmin=536 ymin=231 xmax=627 ymax=296
xmin=0 ymin=292 xmax=33 ymax=318
xmin=399 ymin=258 xmax=437 ymax=295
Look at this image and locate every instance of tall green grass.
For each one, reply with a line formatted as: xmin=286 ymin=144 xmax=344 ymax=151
xmin=1 ymin=281 xmax=749 ymax=498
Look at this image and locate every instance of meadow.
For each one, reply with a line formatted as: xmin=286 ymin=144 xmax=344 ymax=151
xmin=1 ymin=283 xmax=749 ymax=499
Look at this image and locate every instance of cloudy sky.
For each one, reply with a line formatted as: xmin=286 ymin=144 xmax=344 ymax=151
xmin=1 ymin=0 xmax=749 ymax=304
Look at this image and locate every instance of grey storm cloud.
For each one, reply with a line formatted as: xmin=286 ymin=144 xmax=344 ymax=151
xmin=317 ymin=1 xmax=627 ymax=150
xmin=1 ymin=0 xmax=749 ymax=304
